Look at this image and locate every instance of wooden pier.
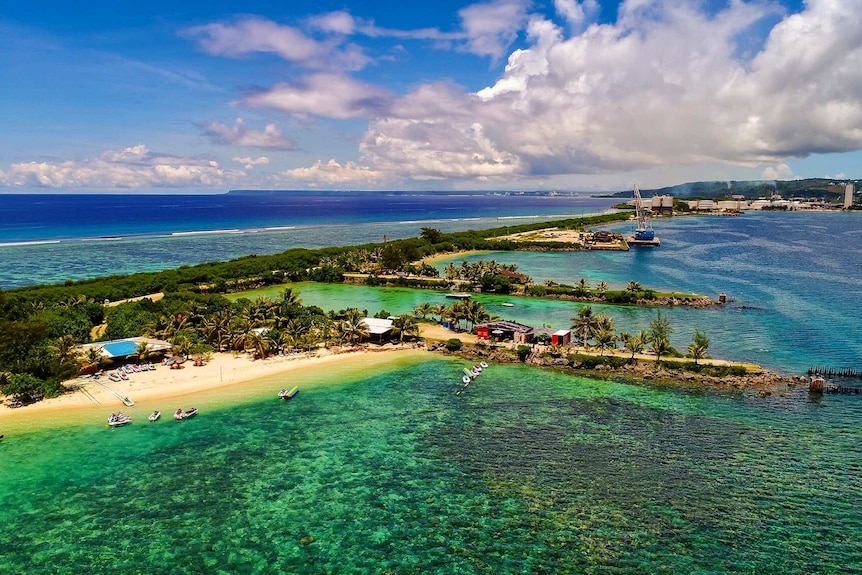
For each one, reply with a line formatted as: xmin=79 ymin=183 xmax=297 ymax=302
xmin=807 ymin=367 xmax=862 ymax=394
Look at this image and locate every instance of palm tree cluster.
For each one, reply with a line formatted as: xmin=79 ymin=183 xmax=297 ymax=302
xmin=412 ymin=299 xmax=493 ymax=333
xmin=570 ymin=308 xmax=709 ymax=362
xmin=442 ymin=259 xmax=524 ymax=283
xmin=318 ymin=241 xmax=435 ymax=277
xmin=138 ymin=288 xmax=426 ymax=360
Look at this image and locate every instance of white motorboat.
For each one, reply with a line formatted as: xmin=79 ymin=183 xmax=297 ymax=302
xmin=174 ymin=407 xmax=198 ymax=421
xmin=148 ymin=410 xmax=161 ymax=422
xmin=108 ymin=412 xmax=132 ymax=427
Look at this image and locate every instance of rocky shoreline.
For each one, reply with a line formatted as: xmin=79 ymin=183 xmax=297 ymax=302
xmin=427 ymin=341 xmax=805 ymax=396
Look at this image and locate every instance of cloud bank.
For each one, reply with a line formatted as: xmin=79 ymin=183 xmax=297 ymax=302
xmin=0 ymin=145 xmax=243 ymax=189
xmin=358 ymin=0 xmax=862 ymax=182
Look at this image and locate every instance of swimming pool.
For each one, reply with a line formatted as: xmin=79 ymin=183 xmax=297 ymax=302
xmin=102 ymin=340 xmax=138 ymax=357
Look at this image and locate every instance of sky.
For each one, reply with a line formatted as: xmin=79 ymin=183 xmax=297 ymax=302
xmin=0 ymin=0 xmax=860 ymax=192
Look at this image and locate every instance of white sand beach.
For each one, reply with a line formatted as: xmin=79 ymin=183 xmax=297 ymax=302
xmin=0 ymin=346 xmax=425 ymax=421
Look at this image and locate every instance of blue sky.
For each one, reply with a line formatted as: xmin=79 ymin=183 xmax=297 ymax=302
xmin=1 ymin=0 xmax=859 ymax=192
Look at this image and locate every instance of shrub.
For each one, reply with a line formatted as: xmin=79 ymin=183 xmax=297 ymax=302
xmin=568 ymin=353 xmax=627 ymax=369
xmin=445 ymin=338 xmax=462 ymax=352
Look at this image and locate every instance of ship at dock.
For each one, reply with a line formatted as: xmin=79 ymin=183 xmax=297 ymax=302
xmin=627 ymin=184 xmax=661 ymax=247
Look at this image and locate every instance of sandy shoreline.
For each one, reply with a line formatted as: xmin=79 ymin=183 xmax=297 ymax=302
xmin=0 ymin=346 xmax=425 ymax=424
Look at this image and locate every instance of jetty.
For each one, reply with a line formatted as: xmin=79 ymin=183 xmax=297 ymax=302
xmin=807 ymin=367 xmax=862 ymax=394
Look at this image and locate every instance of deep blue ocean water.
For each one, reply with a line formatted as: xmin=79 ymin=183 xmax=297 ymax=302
xmin=0 ymin=191 xmax=616 ymax=287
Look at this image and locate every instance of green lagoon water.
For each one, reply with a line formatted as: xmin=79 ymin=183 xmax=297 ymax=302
xmin=3 ymin=355 xmax=862 ymax=574
xmin=4 ymin=211 xmax=862 ymax=573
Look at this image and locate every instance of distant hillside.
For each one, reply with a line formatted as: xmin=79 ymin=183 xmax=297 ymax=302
xmin=606 ymin=178 xmax=855 ymax=200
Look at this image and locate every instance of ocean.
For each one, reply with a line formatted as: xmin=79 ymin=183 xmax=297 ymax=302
xmin=1 ymin=193 xmax=861 ymax=574
xmin=0 ymin=191 xmax=617 ymax=288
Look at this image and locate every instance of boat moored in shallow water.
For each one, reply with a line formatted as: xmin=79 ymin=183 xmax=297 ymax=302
xmin=279 ymin=386 xmax=299 ymax=399
xmin=174 ymin=407 xmax=198 ymax=421
xmin=108 ymin=412 xmax=132 ymax=427
xmin=148 ymin=410 xmax=161 ymax=422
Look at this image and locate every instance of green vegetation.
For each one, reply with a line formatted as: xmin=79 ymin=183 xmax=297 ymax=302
xmin=445 ymin=338 xmax=463 ymax=352
xmin=0 ymin=211 xmax=717 ymax=405
xmin=0 ymin=286 xmax=422 ymax=405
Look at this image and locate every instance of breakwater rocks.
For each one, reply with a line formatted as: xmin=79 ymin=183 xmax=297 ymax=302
xmin=535 ymin=293 xmax=717 ymax=308
xmin=428 ymin=342 xmax=804 ymax=394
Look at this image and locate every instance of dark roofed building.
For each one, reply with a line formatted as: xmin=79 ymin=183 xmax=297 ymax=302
xmin=497 ymin=269 xmax=528 ymax=283
xmin=475 ymin=320 xmax=535 ymax=343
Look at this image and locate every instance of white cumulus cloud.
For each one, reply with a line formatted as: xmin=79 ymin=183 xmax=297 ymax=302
xmin=281 ymin=159 xmax=391 ymax=188
xmin=0 ymin=145 xmax=244 ymax=189
xmin=761 ymin=163 xmax=794 ymax=180
xmin=183 ymin=17 xmax=369 ymax=71
xmin=357 ymin=0 xmax=862 ymax=182
xmin=458 ymin=0 xmax=532 ymax=60
xmin=233 ymin=156 xmax=270 ymax=170
xmin=243 ymin=73 xmax=391 ymax=119
xmin=202 ymin=118 xmax=294 ymax=149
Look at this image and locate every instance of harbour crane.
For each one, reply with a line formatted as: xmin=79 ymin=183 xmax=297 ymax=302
xmin=628 ymin=184 xmax=661 ymax=246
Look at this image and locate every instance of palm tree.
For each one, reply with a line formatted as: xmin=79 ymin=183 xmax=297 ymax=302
xmin=246 ymin=331 xmax=270 ymax=359
xmin=265 ymin=329 xmax=287 ymax=355
xmin=651 ymin=336 xmax=671 ymax=363
xmin=462 ymin=299 xmax=490 ymax=332
xmin=688 ymin=329 xmax=710 ymax=365
xmin=443 ymin=262 xmax=458 ymax=281
xmin=430 ymin=303 xmax=446 ymax=322
xmin=594 ymin=328 xmax=617 ymax=356
xmin=53 ymin=334 xmax=79 ymax=364
xmin=413 ymin=302 xmax=434 ymax=320
xmin=594 ymin=313 xmax=615 ymax=333
xmin=571 ymin=306 xmax=597 ymax=347
xmin=279 ymin=287 xmax=302 ymax=307
xmin=339 ymin=309 xmax=368 ymax=345
xmin=621 ymin=330 xmax=646 ymax=360
xmin=596 ymin=281 xmax=608 ymax=294
xmin=626 ymin=280 xmax=643 ymax=293
xmin=391 ymin=315 xmax=420 ymax=343
xmin=84 ymin=345 xmax=105 ymax=369
xmin=444 ymin=302 xmax=467 ymax=332
xmin=312 ymin=316 xmax=336 ymax=348
xmin=294 ymin=331 xmax=321 ymax=352
xmin=170 ymin=335 xmax=192 ymax=360
xmin=575 ymin=278 xmax=590 ymax=295
xmin=135 ymin=342 xmax=153 ymax=362
xmin=203 ymin=310 xmax=232 ymax=351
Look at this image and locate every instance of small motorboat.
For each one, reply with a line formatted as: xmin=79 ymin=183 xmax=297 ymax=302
xmin=108 ymin=412 xmax=132 ymax=427
xmin=480 ymin=361 xmax=489 ymax=369
xmin=119 ymin=371 xmax=129 ymax=381
xmin=174 ymin=407 xmax=198 ymax=421
xmin=122 ymin=396 xmax=134 ymax=407
xmin=279 ymin=386 xmax=299 ymax=399
xmin=147 ymin=363 xmax=156 ymax=371
xmin=108 ymin=373 xmax=121 ymax=382
xmin=501 ymin=302 xmax=515 ymax=307
xmin=148 ymin=410 xmax=161 ymax=422
xmin=131 ymin=364 xmax=141 ymax=372
xmin=462 ymin=375 xmax=471 ymax=384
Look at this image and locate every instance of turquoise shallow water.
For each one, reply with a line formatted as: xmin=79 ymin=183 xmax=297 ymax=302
xmin=429 ymin=211 xmax=862 ymax=373
xmin=3 ymin=204 xmax=862 ymax=572
xmin=2 ymin=356 xmax=861 ymax=574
